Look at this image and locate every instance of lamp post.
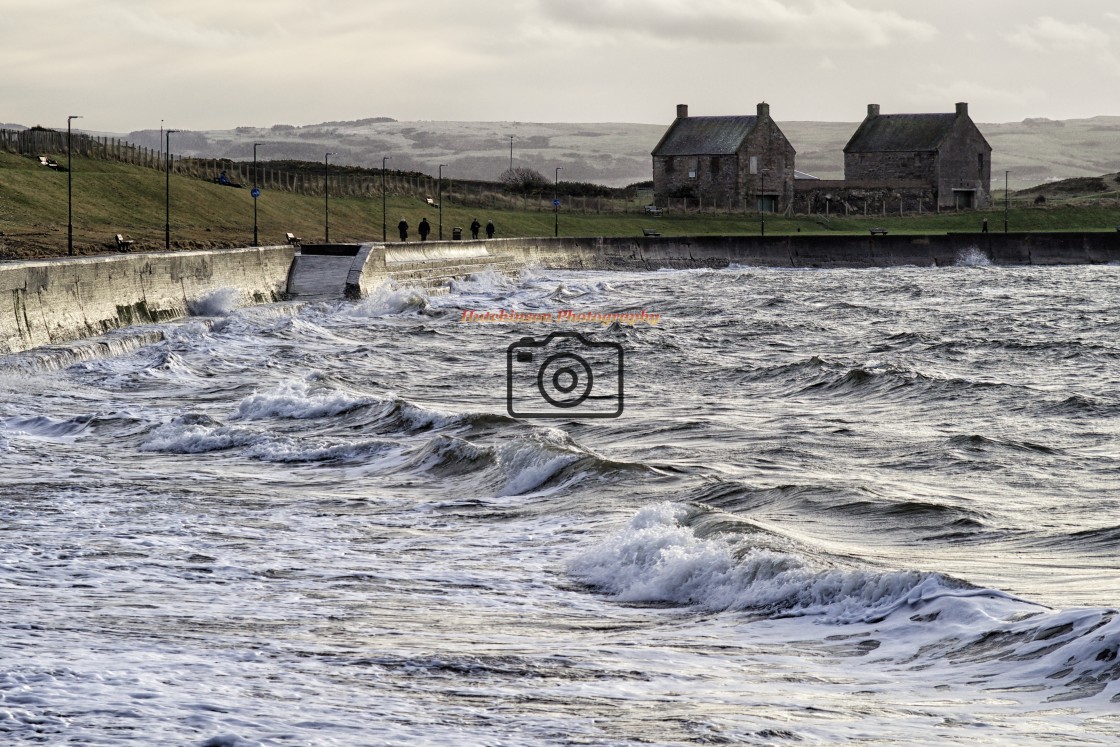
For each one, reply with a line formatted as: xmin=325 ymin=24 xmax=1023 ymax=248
xmin=252 ymin=143 xmax=262 ymax=246
xmin=67 ymin=115 xmax=81 ymax=256
xmin=382 ymin=156 xmax=391 ymax=242
xmin=165 ymin=129 xmax=179 ymax=250
xmin=1008 ymin=170 xmax=1016 ymax=234
xmin=509 ymin=135 xmax=514 ymax=176
xmin=323 ymin=153 xmax=335 ymax=242
xmin=438 ymin=164 xmax=447 ymax=240
xmin=554 ymin=166 xmax=562 ymax=238
xmin=759 ymin=168 xmax=769 ymax=237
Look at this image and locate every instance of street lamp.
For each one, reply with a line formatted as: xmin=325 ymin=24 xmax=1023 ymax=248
xmin=165 ymin=129 xmax=179 ymax=250
xmin=324 ymin=152 xmax=334 ymax=242
xmin=382 ymin=156 xmax=391 ymax=242
xmin=1008 ymin=170 xmax=1016 ymax=234
xmin=759 ymin=168 xmax=769 ymax=237
xmin=509 ymin=135 xmax=514 ymax=176
xmin=67 ymin=115 xmax=82 ymax=256
xmin=554 ymin=166 xmax=562 ymax=238
xmin=253 ymin=142 xmax=262 ymax=246
xmin=438 ymin=164 xmax=447 ymax=240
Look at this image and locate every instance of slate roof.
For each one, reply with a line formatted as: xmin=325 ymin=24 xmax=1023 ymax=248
xmin=844 ymin=113 xmax=959 ymax=153
xmin=652 ymin=116 xmax=757 ymax=156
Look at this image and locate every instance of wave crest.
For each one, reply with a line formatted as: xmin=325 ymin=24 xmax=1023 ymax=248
xmin=568 ymin=502 xmax=986 ymax=623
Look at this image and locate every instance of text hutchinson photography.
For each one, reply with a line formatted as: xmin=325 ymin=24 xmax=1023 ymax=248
xmin=460 ymin=309 xmax=663 ymax=326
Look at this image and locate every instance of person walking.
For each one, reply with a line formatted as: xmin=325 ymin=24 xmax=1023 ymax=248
xmin=981 ymin=218 xmax=989 ymax=233
xmin=485 ymin=219 xmax=495 ymax=239
xmin=470 ymin=218 xmax=481 ymax=240
xmin=419 ymin=217 xmax=430 ymax=241
xmin=398 ymin=217 xmax=409 ymax=242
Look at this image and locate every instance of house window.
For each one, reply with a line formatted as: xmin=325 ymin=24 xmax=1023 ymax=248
xmin=711 ymin=157 xmax=721 ymax=176
xmin=978 ymin=153 xmax=984 ymax=175
xmin=688 ymin=159 xmax=698 ymax=179
xmin=665 ymin=158 xmax=674 ymax=174
xmin=749 ymin=156 xmax=758 ymax=175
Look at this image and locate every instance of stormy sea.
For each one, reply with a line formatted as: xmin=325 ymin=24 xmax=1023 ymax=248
xmin=1 ymin=255 xmax=1118 ymax=745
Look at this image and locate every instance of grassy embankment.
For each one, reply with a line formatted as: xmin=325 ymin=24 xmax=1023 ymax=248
xmin=2 ymin=151 xmax=1119 ymax=261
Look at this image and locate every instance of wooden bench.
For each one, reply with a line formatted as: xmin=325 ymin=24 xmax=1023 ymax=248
xmin=286 ymin=232 xmax=302 ymax=246
xmin=869 ymin=227 xmax=888 ymax=236
xmin=644 ymin=205 xmax=664 ymax=216
xmin=115 ymin=233 xmax=134 ymax=252
xmin=642 ymin=228 xmax=661 ymax=237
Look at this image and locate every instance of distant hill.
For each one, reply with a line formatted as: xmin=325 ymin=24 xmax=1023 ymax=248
xmin=1016 ymin=173 xmax=1120 ymax=199
xmin=62 ymin=114 xmax=1120 ymax=190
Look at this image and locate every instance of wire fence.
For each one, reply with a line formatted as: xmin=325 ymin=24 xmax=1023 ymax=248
xmin=0 ymin=128 xmax=660 ymax=214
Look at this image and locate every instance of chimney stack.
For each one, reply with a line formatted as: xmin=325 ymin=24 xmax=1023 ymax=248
xmin=757 ymin=102 xmax=770 ymax=118
xmin=956 ymin=102 xmax=968 ymax=117
xmin=676 ymin=104 xmax=689 ymax=119
xmin=867 ymin=104 xmax=880 ymax=118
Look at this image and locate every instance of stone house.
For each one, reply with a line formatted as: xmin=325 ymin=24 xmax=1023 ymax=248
xmin=843 ymin=102 xmax=992 ymax=209
xmin=651 ymin=103 xmax=796 ymax=211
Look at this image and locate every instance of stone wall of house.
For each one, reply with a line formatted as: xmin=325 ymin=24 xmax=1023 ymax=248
xmin=740 ymin=118 xmax=796 ymax=211
xmin=792 ymin=180 xmax=937 ymax=215
xmin=844 ymin=151 xmax=938 ymax=184
xmin=654 ymin=153 xmax=741 ymax=204
xmin=937 ymin=120 xmax=992 ymax=208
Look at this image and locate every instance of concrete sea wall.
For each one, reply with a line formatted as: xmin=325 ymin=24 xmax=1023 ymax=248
xmin=0 ymin=245 xmax=296 ymax=355
xmin=344 ymin=242 xmax=520 ymax=298
xmin=3 ymin=232 xmax=1118 ymax=356
xmin=487 ymin=233 xmax=1120 ymax=271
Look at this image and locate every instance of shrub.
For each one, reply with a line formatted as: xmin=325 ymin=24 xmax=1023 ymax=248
xmin=500 ymin=167 xmax=549 ymax=196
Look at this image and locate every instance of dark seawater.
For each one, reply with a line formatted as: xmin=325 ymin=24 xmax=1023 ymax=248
xmin=1 ymin=260 xmax=1118 ymax=745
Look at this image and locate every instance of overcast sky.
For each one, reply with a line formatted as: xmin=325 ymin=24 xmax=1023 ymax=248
xmin=4 ymin=1 xmax=1119 ymax=133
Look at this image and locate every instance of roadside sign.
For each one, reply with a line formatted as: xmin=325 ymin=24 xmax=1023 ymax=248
xmin=251 ymin=187 xmax=261 ymax=199
xmin=553 ymin=198 xmax=561 ymax=207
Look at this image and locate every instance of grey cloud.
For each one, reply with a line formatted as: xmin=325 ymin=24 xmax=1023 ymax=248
xmin=1006 ymin=15 xmax=1120 ymax=74
xmin=534 ymin=0 xmax=937 ymax=47
xmin=1006 ymin=16 xmax=1111 ymax=51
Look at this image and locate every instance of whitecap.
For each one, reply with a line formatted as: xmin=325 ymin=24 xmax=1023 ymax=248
xmin=449 ymin=268 xmax=517 ymax=294
xmin=233 ymin=380 xmax=372 ymax=421
xmin=568 ymin=502 xmax=1017 ymax=624
xmin=348 ymin=283 xmax=430 ymax=317
xmin=141 ymin=419 xmax=259 ymax=454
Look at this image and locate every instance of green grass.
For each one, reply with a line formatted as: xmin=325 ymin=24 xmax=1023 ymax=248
xmin=3 ymin=150 xmax=1119 ymax=260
